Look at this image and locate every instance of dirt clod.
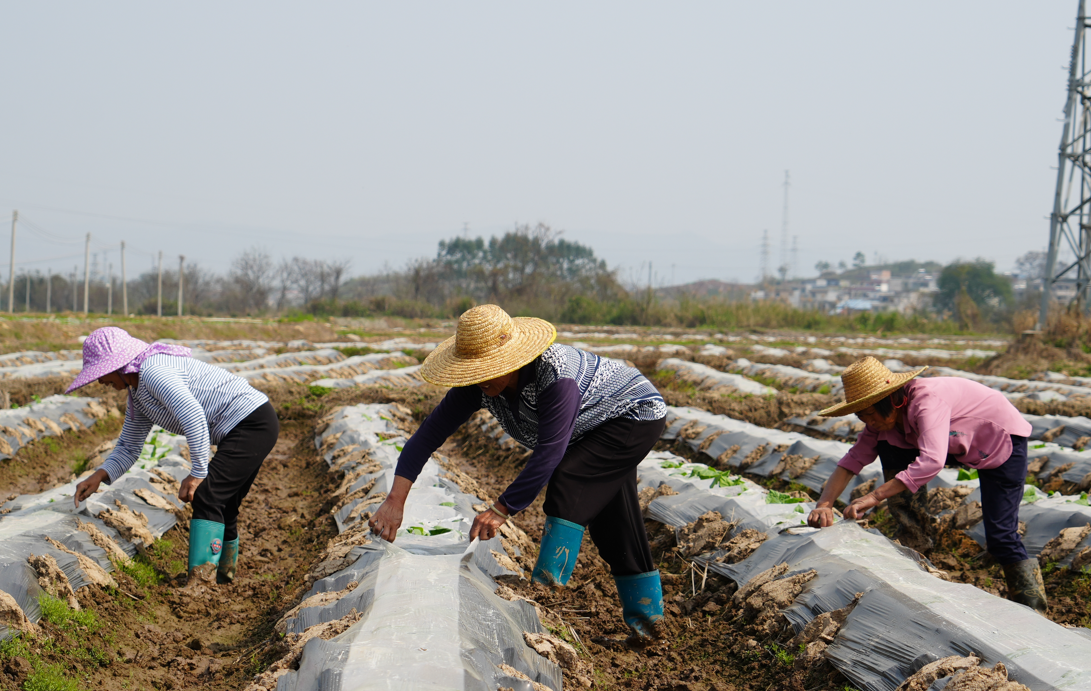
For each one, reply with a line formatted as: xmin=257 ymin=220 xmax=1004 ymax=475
xmin=714 ymin=529 xmax=767 ymax=565
xmin=28 ymin=553 xmax=80 ymax=610
xmin=676 ymin=511 xmax=735 ymax=558
xmin=896 ymin=655 xmax=981 ymax=691
xmin=1039 ymin=523 xmax=1091 ymax=563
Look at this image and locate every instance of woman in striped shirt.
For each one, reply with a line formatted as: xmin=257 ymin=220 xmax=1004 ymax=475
xmin=70 ymin=326 xmax=279 ymax=586
xmin=368 ymin=305 xmax=668 ymax=646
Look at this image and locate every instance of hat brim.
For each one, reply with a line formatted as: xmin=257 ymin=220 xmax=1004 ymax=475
xmin=420 ymin=317 xmax=557 ymax=387
xmin=65 ymin=360 xmax=122 ymax=393
xmin=818 ymin=366 xmax=928 ymax=417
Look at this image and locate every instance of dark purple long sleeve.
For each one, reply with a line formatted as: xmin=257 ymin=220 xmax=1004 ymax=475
xmin=497 ymin=378 xmax=581 ymax=513
xmin=394 ymin=385 xmax=482 ymax=482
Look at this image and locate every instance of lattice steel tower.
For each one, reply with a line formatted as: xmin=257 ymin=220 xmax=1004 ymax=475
xmin=1040 ymin=0 xmax=1091 ymax=327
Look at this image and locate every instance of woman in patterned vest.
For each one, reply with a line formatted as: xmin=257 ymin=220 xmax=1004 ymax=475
xmin=369 ymin=304 xmax=668 ymax=644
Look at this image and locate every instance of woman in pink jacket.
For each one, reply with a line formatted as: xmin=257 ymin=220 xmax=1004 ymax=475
xmin=807 ymin=357 xmax=1047 ymax=613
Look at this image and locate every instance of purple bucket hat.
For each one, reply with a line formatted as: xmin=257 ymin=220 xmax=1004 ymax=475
xmin=65 ymin=327 xmax=191 ymax=393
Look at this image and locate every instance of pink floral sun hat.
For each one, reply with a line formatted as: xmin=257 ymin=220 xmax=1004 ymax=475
xmin=65 ymin=327 xmax=191 ymax=393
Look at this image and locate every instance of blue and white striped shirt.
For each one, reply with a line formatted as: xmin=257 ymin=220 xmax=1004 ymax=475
xmin=101 ymin=354 xmax=268 ymax=482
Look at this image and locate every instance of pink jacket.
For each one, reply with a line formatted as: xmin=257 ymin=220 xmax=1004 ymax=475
xmin=837 ymin=377 xmax=1032 ymax=493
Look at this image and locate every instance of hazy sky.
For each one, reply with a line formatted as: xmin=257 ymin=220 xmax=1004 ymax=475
xmin=0 ymin=2 xmax=1079 ymax=287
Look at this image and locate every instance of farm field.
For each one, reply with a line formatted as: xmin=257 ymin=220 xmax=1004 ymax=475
xmin=1 ymin=316 xmax=1089 ymax=691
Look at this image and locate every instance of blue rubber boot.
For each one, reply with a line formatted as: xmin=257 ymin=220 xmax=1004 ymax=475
xmin=614 ymin=570 xmax=665 ymax=640
xmin=216 ymin=538 xmax=240 ymax=584
xmin=531 ymin=517 xmax=584 ymax=586
xmin=188 ymin=519 xmax=225 ymax=584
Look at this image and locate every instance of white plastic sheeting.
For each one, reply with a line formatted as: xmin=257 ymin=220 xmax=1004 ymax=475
xmin=0 ymin=359 xmax=84 ymax=380
xmin=218 ymin=349 xmax=347 ymax=372
xmin=0 ymin=350 xmax=82 ymax=366
xmin=311 ymin=365 xmax=423 ymax=390
xmin=729 ymin=359 xmax=843 ymax=394
xmin=0 ymin=395 xmax=113 ymax=460
xmin=925 ymin=366 xmax=1091 ymax=401
xmin=635 ymin=439 xmax=1091 ymax=690
xmin=657 ymin=359 xmax=777 ymax=396
xmin=711 ymin=522 xmax=1091 ymax=691
xmin=233 ymin=353 xmax=418 ymax=385
xmin=274 ymin=404 xmax=560 ymax=691
xmin=0 ymin=429 xmax=193 ymax=638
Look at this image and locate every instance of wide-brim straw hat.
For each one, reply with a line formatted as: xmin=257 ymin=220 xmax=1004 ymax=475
xmin=420 ymin=304 xmax=557 ymax=387
xmin=818 ymin=356 xmax=928 ymax=417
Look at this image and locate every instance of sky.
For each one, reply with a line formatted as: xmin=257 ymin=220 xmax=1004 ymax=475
xmin=0 ymin=2 xmax=1080 ymax=288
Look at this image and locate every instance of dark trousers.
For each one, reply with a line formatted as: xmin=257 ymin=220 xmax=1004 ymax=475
xmin=542 ymin=416 xmax=666 ymax=577
xmin=191 ymin=401 xmax=279 ymax=542
xmin=877 ymin=436 xmax=1029 ymax=564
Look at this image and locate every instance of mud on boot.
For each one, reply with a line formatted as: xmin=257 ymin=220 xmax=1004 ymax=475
xmin=1002 ymin=558 xmax=1049 ymax=614
xmin=531 ymin=517 xmax=584 ymax=586
xmin=186 ymin=519 xmax=224 ymax=589
xmin=216 ymin=538 xmax=239 ymax=584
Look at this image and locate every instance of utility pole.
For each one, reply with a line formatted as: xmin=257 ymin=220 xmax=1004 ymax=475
xmin=82 ymin=233 xmax=90 ymax=314
xmin=157 ymin=251 xmax=163 ymax=317
xmin=177 ymin=255 xmax=184 ymax=316
xmin=7 ymin=210 xmax=16 ymax=313
xmin=46 ymin=269 xmax=51 ymax=314
xmin=1040 ymin=0 xmax=1091 ymax=326
xmin=760 ymin=229 xmax=770 ymax=283
xmin=120 ymin=241 xmax=127 ymax=316
xmin=71 ymin=267 xmax=77 ymax=312
xmin=780 ymin=171 xmax=790 ymax=281
xmin=25 ymin=274 xmax=30 ymax=312
xmin=107 ymin=263 xmax=113 ymax=316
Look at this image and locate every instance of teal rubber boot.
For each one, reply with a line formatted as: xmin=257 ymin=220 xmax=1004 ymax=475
xmin=188 ymin=519 xmax=225 ymax=585
xmin=531 ymin=517 xmax=584 ymax=586
xmin=216 ymin=538 xmax=240 ymax=584
xmin=614 ymin=571 xmax=665 ymax=640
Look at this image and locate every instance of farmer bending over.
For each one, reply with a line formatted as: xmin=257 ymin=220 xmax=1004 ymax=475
xmin=368 ymin=305 xmax=668 ymax=644
xmin=807 ymin=357 xmax=1046 ymax=613
xmin=71 ymin=326 xmax=279 ymax=586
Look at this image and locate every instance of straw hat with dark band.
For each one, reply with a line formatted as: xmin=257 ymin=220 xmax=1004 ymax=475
xmin=420 ymin=304 xmax=557 ymax=387
xmin=818 ymin=356 xmax=928 ymax=417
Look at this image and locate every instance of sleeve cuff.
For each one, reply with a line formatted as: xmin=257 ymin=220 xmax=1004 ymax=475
xmin=895 ymin=469 xmax=924 ymax=494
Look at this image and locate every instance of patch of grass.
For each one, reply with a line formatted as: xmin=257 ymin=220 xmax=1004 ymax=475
xmin=23 ymin=662 xmax=79 ymax=691
xmin=40 ymin=437 xmax=61 ymax=454
xmin=38 ymin=594 xmax=99 ymax=633
xmin=766 ymin=643 xmax=794 ymax=666
xmin=70 ymin=452 xmax=90 ymax=475
xmin=308 ymin=385 xmax=334 ymax=398
xmin=114 ymin=555 xmax=163 ymax=588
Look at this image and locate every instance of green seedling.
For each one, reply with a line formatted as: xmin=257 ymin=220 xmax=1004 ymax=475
xmin=440 ymin=502 xmax=457 ymax=508
xmin=1068 ymin=492 xmax=1090 ymax=506
xmin=407 ymin=526 xmax=453 ymax=536
xmin=1023 ymin=486 xmax=1040 ymax=504
xmin=957 ymin=468 xmax=979 ymax=481
xmin=660 ymin=460 xmax=684 ymax=469
xmin=766 ymin=489 xmax=805 ymax=504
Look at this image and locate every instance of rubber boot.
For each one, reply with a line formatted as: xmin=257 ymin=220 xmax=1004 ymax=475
xmin=614 ymin=571 xmax=665 ymax=644
xmin=187 ymin=519 xmax=225 ymax=586
xmin=531 ymin=517 xmax=584 ymax=586
xmin=216 ymin=538 xmax=239 ymax=584
xmin=1002 ymin=558 xmax=1049 ymax=614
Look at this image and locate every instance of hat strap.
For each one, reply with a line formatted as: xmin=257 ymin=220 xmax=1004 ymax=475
xmin=892 ymin=387 xmax=909 ymax=409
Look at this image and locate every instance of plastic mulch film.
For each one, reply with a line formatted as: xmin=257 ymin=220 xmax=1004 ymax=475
xmin=0 ymin=359 xmax=84 ymax=380
xmin=189 ymin=346 xmax=272 ymax=364
xmin=662 ymin=407 xmax=884 ymax=503
xmin=217 ymin=348 xmax=347 ymax=372
xmin=0 ymin=350 xmax=82 ymax=366
xmin=636 ymin=451 xmax=813 ymax=536
xmin=0 ymin=395 xmax=113 ymax=460
xmin=705 ymin=521 xmax=1091 ymax=691
xmin=235 ymin=353 xmax=418 ymax=385
xmin=729 ymin=359 xmax=843 ymax=395
xmin=311 ymin=365 xmax=423 ymax=390
xmin=313 ymin=339 xmax=439 ymax=353
xmin=277 ymin=545 xmax=561 ymax=691
xmin=834 ymin=345 xmax=998 ymax=360
xmin=657 ymin=359 xmax=777 ymax=395
xmin=276 ymin=403 xmax=560 ymax=691
xmin=961 ymin=487 xmax=1091 ymax=564
xmin=782 ymin=413 xmax=866 ymax=441
xmin=0 ymin=427 xmax=194 ymax=636
xmin=924 ymin=366 xmax=1091 ymax=402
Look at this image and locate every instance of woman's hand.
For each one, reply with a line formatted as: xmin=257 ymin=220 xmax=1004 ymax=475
xmin=469 ymin=505 xmax=508 ymax=542
xmin=178 ymin=476 xmax=204 ymax=503
xmin=369 ymin=496 xmax=406 ymax=542
xmin=843 ymin=492 xmax=881 ymax=520
xmin=807 ymin=505 xmax=838 ymax=528
xmin=74 ymin=469 xmax=109 ymax=506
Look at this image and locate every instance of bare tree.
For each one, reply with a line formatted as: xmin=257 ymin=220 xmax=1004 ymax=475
xmin=325 ymin=258 xmax=351 ymax=300
xmin=230 ymin=247 xmax=273 ymax=313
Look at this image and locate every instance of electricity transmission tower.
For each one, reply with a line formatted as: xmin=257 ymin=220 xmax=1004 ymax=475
xmin=1040 ymin=0 xmax=1091 ymax=327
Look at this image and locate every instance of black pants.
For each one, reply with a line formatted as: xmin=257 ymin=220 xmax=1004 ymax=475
xmin=191 ymin=401 xmax=279 ymax=542
xmin=542 ymin=416 xmax=666 ymax=577
xmin=877 ymin=436 xmax=1029 ymax=564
